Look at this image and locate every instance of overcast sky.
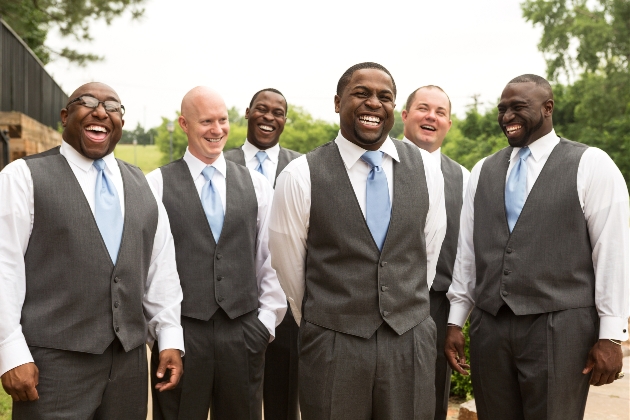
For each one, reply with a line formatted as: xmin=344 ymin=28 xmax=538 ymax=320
xmin=43 ymin=0 xmax=547 ymax=130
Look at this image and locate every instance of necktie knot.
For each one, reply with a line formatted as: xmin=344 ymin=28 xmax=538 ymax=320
xmin=518 ymin=147 xmax=531 ymax=161
xmin=93 ymin=158 xmax=105 ymax=172
xmin=256 ymin=151 xmax=268 ymax=165
xmin=202 ymin=166 xmax=216 ymax=182
xmin=361 ymin=151 xmax=384 ymax=169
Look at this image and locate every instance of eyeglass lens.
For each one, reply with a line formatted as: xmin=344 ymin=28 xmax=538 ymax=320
xmin=81 ymin=96 xmax=123 ymax=113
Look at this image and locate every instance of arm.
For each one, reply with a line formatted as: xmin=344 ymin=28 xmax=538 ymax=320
xmin=268 ymin=161 xmax=310 ymax=326
xmin=251 ymin=170 xmax=287 ymax=341
xmin=0 ymin=160 xmax=39 ymax=400
xmin=579 ymin=148 xmax=629 ymax=385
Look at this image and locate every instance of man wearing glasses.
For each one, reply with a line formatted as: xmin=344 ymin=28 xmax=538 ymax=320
xmin=0 ymin=82 xmax=184 ymax=419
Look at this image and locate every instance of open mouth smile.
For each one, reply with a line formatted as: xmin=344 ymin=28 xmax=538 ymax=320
xmin=505 ymin=124 xmax=523 ymax=135
xmin=421 ymin=125 xmax=436 ymax=132
xmin=358 ymin=115 xmax=382 ymax=127
xmin=84 ymin=125 xmax=110 ymax=142
xmin=258 ymin=124 xmax=275 ymax=132
xmin=204 ymin=136 xmax=223 ymax=143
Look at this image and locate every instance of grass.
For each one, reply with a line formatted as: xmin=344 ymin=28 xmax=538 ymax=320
xmin=0 ymin=391 xmax=11 ymax=420
xmin=114 ymin=144 xmax=162 ymax=174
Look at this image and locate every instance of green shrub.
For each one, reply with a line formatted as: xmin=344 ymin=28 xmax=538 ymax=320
xmin=449 ymin=320 xmax=473 ymax=399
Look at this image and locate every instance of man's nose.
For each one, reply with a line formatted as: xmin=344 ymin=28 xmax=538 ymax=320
xmin=365 ymin=94 xmax=381 ymax=109
xmin=91 ymin=103 xmax=108 ymax=118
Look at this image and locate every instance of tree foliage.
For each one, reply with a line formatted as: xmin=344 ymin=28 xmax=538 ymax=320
xmin=0 ymin=0 xmax=145 ymax=65
xmin=119 ymin=123 xmax=157 ymax=145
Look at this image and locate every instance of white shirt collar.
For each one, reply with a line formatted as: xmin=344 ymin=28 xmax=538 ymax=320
xmin=242 ymin=139 xmax=280 ymax=164
xmin=60 ymin=140 xmax=117 ymax=173
xmin=183 ymin=147 xmax=227 ymax=179
xmin=510 ymin=129 xmax=560 ymax=163
xmin=401 ymin=137 xmax=442 ymax=167
xmin=335 ymin=131 xmax=400 ymax=169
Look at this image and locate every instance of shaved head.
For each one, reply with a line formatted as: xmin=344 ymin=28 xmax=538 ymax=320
xmin=68 ymin=82 xmax=120 ymax=103
xmin=181 ymin=86 xmax=226 ymax=118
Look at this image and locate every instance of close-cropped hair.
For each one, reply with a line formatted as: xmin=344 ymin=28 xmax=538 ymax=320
xmin=508 ymin=74 xmax=553 ymax=98
xmin=336 ymin=62 xmax=397 ymax=97
xmin=404 ymin=85 xmax=452 ymax=116
xmin=249 ymin=88 xmax=288 ymax=113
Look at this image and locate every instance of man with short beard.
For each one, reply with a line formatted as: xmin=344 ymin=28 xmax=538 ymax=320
xmin=224 ymin=88 xmax=301 ymax=420
xmin=0 ymin=82 xmax=184 ymax=419
xmin=402 ymin=85 xmax=470 ymax=420
xmin=147 ymin=87 xmax=286 ymax=420
xmin=269 ymin=62 xmax=447 ymax=420
xmin=445 ymin=74 xmax=629 ymax=420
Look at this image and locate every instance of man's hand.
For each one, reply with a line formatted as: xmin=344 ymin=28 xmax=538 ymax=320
xmin=445 ymin=325 xmax=470 ymax=375
xmin=154 ymin=349 xmax=183 ymax=392
xmin=1 ymin=362 xmax=39 ymax=401
xmin=582 ymin=339 xmax=623 ymax=386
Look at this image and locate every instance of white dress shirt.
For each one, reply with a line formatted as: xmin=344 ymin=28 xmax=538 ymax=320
xmin=447 ymin=130 xmax=630 ymax=341
xmin=402 ymin=138 xmax=471 ymax=200
xmin=269 ymin=133 xmax=447 ymax=325
xmin=242 ymin=139 xmax=280 ymax=185
xmin=0 ymin=141 xmax=185 ymax=376
xmin=146 ymin=149 xmax=287 ymax=340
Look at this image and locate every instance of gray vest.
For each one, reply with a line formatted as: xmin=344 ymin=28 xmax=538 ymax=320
xmin=473 ymin=138 xmax=595 ymax=316
xmin=160 ymin=158 xmax=259 ymax=321
xmin=224 ymin=145 xmax=302 ymax=187
xmin=432 ymin=154 xmax=464 ymax=291
xmin=22 ymin=147 xmax=158 ymax=354
xmin=305 ymin=141 xmax=430 ymax=338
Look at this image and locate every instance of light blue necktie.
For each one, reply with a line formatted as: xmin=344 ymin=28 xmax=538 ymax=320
xmin=505 ymin=147 xmax=531 ymax=232
xmin=361 ymin=151 xmax=391 ymax=251
xmin=255 ymin=151 xmax=268 ymax=178
xmin=93 ymin=159 xmax=124 ymax=264
xmin=201 ymin=166 xmax=224 ymax=242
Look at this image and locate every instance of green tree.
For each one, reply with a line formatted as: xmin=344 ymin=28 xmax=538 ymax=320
xmin=0 ymin=0 xmax=146 ymax=65
xmin=120 ymin=123 xmax=157 ymax=145
xmin=154 ymin=114 xmax=187 ymax=165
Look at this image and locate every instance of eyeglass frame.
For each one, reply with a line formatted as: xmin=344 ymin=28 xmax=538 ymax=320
xmin=66 ymin=95 xmax=126 ymax=116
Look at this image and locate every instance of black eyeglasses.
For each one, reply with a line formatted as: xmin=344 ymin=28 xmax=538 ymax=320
xmin=66 ymin=96 xmax=125 ymax=115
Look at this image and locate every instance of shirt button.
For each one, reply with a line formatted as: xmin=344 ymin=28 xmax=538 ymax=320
xmin=114 ymin=302 xmax=119 ymax=308
xmin=503 ymin=269 xmax=511 ymax=275
xmin=501 ymin=291 xmax=508 ymax=297
xmin=383 ymin=311 xmax=390 ymax=317
xmin=217 ymin=296 xmax=224 ymax=302
xmin=380 ymin=261 xmax=387 ymax=267
xmin=114 ymin=277 xmax=120 ymax=283
xmin=506 ymin=248 xmax=513 ymax=254
xmin=381 ymin=286 xmax=389 ymax=292
xmin=216 ymin=254 xmax=223 ymax=260
xmin=115 ymin=326 xmax=120 ymax=332
xmin=217 ymin=276 xmax=223 ymax=281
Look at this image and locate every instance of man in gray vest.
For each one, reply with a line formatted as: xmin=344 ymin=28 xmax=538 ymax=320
xmin=225 ymin=88 xmax=302 ymax=420
xmin=146 ymin=86 xmax=286 ymax=420
xmin=269 ymin=62 xmax=447 ymax=420
xmin=401 ymin=85 xmax=470 ymax=420
xmin=445 ymin=74 xmax=629 ymax=420
xmin=0 ymin=82 xmax=184 ymax=419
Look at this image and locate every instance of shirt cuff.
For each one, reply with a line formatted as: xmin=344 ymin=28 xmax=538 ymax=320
xmin=447 ymin=302 xmax=474 ymax=328
xmin=0 ymin=338 xmax=34 ymax=377
xmin=599 ymin=316 xmax=629 ymax=341
xmin=157 ymin=326 xmax=185 ymax=356
xmin=258 ymin=309 xmax=277 ymax=343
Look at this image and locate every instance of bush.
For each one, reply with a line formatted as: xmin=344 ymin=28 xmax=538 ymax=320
xmin=449 ymin=320 xmax=473 ymax=399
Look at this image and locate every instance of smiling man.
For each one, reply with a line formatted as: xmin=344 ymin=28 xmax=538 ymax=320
xmin=146 ymin=86 xmax=286 ymax=420
xmin=401 ymin=85 xmax=470 ymax=420
xmin=445 ymin=74 xmax=629 ymax=420
xmin=225 ymin=88 xmax=302 ymax=420
xmin=269 ymin=62 xmax=447 ymax=419
xmin=0 ymin=82 xmax=184 ymax=419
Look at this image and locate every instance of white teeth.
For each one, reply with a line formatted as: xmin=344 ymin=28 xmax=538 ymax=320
xmin=86 ymin=125 xmax=107 ymax=132
xmin=204 ymin=137 xmax=222 ymax=143
xmin=421 ymin=125 xmax=436 ymax=131
xmin=259 ymin=125 xmax=274 ymax=132
xmin=506 ymin=125 xmax=522 ymax=133
xmin=359 ymin=115 xmax=381 ymax=126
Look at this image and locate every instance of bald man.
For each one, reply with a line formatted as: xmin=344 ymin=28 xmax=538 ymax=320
xmin=146 ymin=87 xmax=286 ymax=420
xmin=0 ymin=82 xmax=184 ymax=419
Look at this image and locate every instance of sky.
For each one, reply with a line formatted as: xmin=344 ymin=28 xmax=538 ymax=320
xmin=43 ymin=0 xmax=548 ymax=130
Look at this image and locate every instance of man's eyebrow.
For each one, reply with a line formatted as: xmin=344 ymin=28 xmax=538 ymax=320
xmin=79 ymin=93 xmax=120 ymax=102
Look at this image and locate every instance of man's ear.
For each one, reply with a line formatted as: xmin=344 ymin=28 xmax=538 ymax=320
xmin=178 ymin=115 xmax=188 ymax=133
xmin=334 ymin=95 xmax=341 ymax=113
xmin=245 ymin=107 xmax=250 ymax=119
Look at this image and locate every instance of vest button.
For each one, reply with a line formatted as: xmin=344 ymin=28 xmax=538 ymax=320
xmin=114 ymin=302 xmax=119 ymax=308
xmin=217 ymin=296 xmax=224 ymax=302
xmin=501 ymin=290 xmax=508 ymax=297
xmin=115 ymin=326 xmax=120 ymax=332
xmin=506 ymin=248 xmax=513 ymax=254
xmin=383 ymin=311 xmax=390 ymax=317
xmin=380 ymin=261 xmax=387 ymax=267
xmin=216 ymin=254 xmax=223 ymax=260
xmin=381 ymin=286 xmax=389 ymax=292
xmin=114 ymin=277 xmax=120 ymax=283
xmin=217 ymin=276 xmax=223 ymax=281
xmin=503 ymin=269 xmax=511 ymax=275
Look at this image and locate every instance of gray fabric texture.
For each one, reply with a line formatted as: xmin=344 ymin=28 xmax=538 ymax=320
xmin=429 ymin=290 xmax=452 ymax=420
xmin=151 ymin=310 xmax=268 ymax=420
xmin=13 ymin=340 xmax=148 ymax=420
xmin=473 ymin=138 xmax=595 ymax=316
xmin=432 ymin=154 xmax=464 ymax=291
xmin=224 ymin=146 xmax=302 ymax=187
xmin=298 ymin=318 xmax=436 ymax=420
xmin=469 ymin=306 xmax=598 ymax=420
xmin=22 ymin=147 xmax=158 ymax=353
xmin=160 ymin=158 xmax=258 ymax=321
xmin=304 ymin=140 xmax=430 ymax=338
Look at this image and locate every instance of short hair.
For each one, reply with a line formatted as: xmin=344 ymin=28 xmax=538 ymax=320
xmin=336 ymin=62 xmax=397 ymax=97
xmin=249 ymin=88 xmax=288 ymax=112
xmin=507 ymin=74 xmax=553 ymax=98
xmin=404 ymin=85 xmax=452 ymax=116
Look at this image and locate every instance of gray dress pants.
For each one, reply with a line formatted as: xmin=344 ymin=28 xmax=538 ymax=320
xmin=151 ymin=308 xmax=269 ymax=420
xmin=298 ymin=316 xmax=437 ymax=420
xmin=12 ymin=339 xmax=147 ymax=420
xmin=429 ymin=289 xmax=452 ymax=420
xmin=469 ymin=305 xmax=599 ymax=420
